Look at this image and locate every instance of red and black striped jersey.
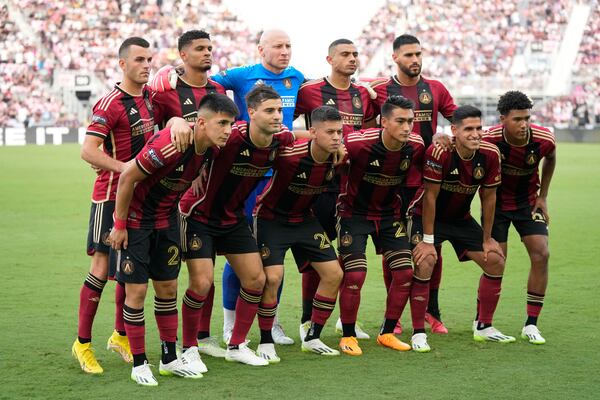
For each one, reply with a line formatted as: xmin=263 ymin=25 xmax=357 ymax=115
xmin=371 ymin=76 xmax=456 ymax=148
xmin=127 ymin=127 xmax=216 ymax=229
xmin=337 ymin=128 xmax=425 ymax=220
xmin=179 ymin=121 xmax=295 ymax=226
xmin=86 ymin=84 xmax=155 ymax=202
xmin=254 ymin=139 xmax=336 ymax=222
xmin=483 ymin=124 xmax=555 ymax=211
xmin=295 ymin=77 xmax=376 ymax=138
xmin=153 ymin=76 xmax=226 ymax=126
xmin=410 ymin=142 xmax=501 ymax=221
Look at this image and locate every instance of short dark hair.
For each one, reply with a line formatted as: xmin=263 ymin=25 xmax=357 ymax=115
xmin=452 ymin=105 xmax=482 ymax=125
xmin=198 ymin=93 xmax=239 ymax=118
xmin=381 ymin=95 xmax=415 ymax=118
xmin=245 ymin=84 xmax=281 ymax=109
xmin=497 ymin=90 xmax=533 ymax=116
xmin=311 ymin=106 xmax=342 ymax=124
xmin=328 ymin=38 xmax=354 ymax=55
xmin=393 ymin=34 xmax=420 ymax=52
xmin=118 ymin=37 xmax=150 ymax=58
xmin=178 ymin=30 xmax=211 ymax=51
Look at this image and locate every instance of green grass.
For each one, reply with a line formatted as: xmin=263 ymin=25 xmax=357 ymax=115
xmin=1 ymin=143 xmax=599 ymax=399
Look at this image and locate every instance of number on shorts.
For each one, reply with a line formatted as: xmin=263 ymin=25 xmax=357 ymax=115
xmin=313 ymin=232 xmax=332 ymax=250
xmin=167 ymin=246 xmax=180 ymax=266
xmin=393 ymin=221 xmax=406 ymax=238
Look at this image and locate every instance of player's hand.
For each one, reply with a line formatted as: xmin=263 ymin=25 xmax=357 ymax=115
xmin=150 ymin=65 xmax=178 ymax=92
xmin=532 ymin=197 xmax=550 ymax=226
xmin=333 ymin=143 xmax=347 ymax=166
xmin=170 ymin=119 xmax=193 ymax=152
xmin=109 ymin=228 xmax=128 ymax=250
xmin=90 ymin=164 xmax=102 ymax=175
xmin=432 ymin=133 xmax=453 ymax=151
xmin=356 ymin=80 xmax=377 ymax=99
xmin=119 ymin=159 xmax=135 ymax=173
xmin=413 ymin=242 xmax=437 ymax=266
xmin=482 ymin=238 xmax=504 ymax=263
xmin=190 ymin=174 xmax=202 ymax=197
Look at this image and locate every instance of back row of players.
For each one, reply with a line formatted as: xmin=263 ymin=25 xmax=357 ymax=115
xmin=72 ymin=29 xmax=556 ymax=386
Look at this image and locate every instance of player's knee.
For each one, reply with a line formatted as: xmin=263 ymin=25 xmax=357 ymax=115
xmin=243 ymin=269 xmax=266 ymax=291
xmin=89 ymin=252 xmax=109 ymax=279
xmin=125 ymin=285 xmax=147 ymax=307
xmin=189 ymin=275 xmax=213 ymax=295
xmin=486 ymin=253 xmax=505 ymax=275
xmin=530 ymin=247 xmax=550 ymax=267
xmin=414 ymin=262 xmax=433 ymax=280
xmin=321 ymin=266 xmax=343 ymax=289
xmin=264 ymin=270 xmax=283 ymax=291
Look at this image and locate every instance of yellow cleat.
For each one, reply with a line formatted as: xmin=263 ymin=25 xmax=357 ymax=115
xmin=339 ymin=336 xmax=362 ymax=356
xmin=376 ymin=333 xmax=411 ymax=351
xmin=107 ymin=330 xmax=133 ymax=363
xmin=72 ymin=339 xmax=103 ymax=374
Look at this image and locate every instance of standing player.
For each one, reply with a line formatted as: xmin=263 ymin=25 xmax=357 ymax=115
xmin=371 ymin=34 xmax=457 ymax=333
xmin=336 ymin=96 xmax=424 ymax=356
xmin=108 ymin=94 xmax=239 ymax=386
xmin=410 ymin=105 xmax=515 ymax=351
xmin=253 ymin=106 xmax=344 ymax=362
xmin=482 ymin=91 xmax=556 ymax=344
xmin=178 ymin=85 xmax=296 ymax=366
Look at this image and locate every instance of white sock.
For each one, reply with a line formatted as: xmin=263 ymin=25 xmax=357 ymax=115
xmin=223 ymin=307 xmax=236 ymax=329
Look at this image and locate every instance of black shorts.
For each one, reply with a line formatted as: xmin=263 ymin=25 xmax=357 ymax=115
xmin=408 ymin=215 xmax=483 ymax=261
xmin=337 ymin=215 xmax=410 ymax=255
xmin=181 ymin=216 xmax=258 ymax=259
xmin=312 ymin=191 xmax=338 ymax=240
xmin=399 ymin=187 xmax=418 ymax=220
xmin=115 ymin=226 xmax=182 ymax=284
xmin=490 ymin=206 xmax=549 ymax=243
xmin=87 ymin=201 xmax=114 ymax=256
xmin=255 ymin=217 xmax=337 ymax=268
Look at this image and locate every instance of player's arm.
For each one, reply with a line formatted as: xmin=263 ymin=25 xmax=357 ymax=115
xmin=413 ymin=181 xmax=440 ymax=266
xmin=480 ymin=186 xmax=503 ymax=262
xmin=166 ymin=117 xmax=193 ymax=152
xmin=534 ymin=149 xmax=556 ymax=224
xmin=81 ymin=134 xmax=130 ymax=173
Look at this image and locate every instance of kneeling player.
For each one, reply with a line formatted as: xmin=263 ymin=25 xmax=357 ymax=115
xmin=109 ymin=94 xmax=238 ymax=385
xmin=410 ymin=105 xmax=515 ymax=347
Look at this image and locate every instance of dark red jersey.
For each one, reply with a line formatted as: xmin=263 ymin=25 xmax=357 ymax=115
xmin=254 ymin=139 xmax=336 ymax=222
xmin=295 ymin=77 xmax=376 ymax=138
xmin=86 ymin=85 xmax=155 ymax=202
xmin=179 ymin=121 xmax=295 ymax=226
xmin=483 ymin=124 xmax=555 ymax=211
xmin=127 ymin=128 xmax=216 ymax=229
xmin=153 ymin=77 xmax=226 ymax=125
xmin=337 ymin=128 xmax=425 ymax=220
xmin=371 ymin=76 xmax=457 ymax=148
xmin=411 ymin=142 xmax=501 ymax=221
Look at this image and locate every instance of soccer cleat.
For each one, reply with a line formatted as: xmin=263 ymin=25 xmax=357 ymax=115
xmin=473 ymin=326 xmax=516 ymax=343
xmin=472 ymin=320 xmax=478 ymax=332
xmin=197 ymin=336 xmax=227 ymax=358
xmin=411 ymin=333 xmax=431 ymax=353
xmin=376 ymin=333 xmax=411 ymax=352
xmin=225 ymin=343 xmax=269 ymax=366
xmin=393 ymin=320 xmax=403 ymax=335
xmin=159 ymin=355 xmax=203 ymax=379
xmin=335 ymin=318 xmax=371 ymax=339
xmin=131 ymin=361 xmax=158 ymax=386
xmin=256 ymin=343 xmax=281 ymax=363
xmin=72 ymin=339 xmax=103 ymax=374
xmin=521 ymin=325 xmax=546 ymax=345
xmin=299 ymin=321 xmax=311 ymax=342
xmin=272 ymin=323 xmax=294 ymax=345
xmin=107 ymin=330 xmax=133 ymax=363
xmin=339 ymin=336 xmax=362 ymax=356
xmin=425 ymin=313 xmax=449 ymax=334
xmin=302 ymin=338 xmax=340 ymax=356
xmin=181 ymin=346 xmax=208 ymax=373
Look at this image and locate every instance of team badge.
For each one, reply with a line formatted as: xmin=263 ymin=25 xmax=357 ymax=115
xmin=189 ymin=236 xmax=202 ymax=251
xmin=101 ymin=232 xmax=111 ymax=246
xmin=341 ymin=234 xmax=353 ymax=247
xmin=283 ymin=78 xmax=292 ymax=89
xmin=352 ymin=96 xmax=362 ymax=109
xmin=400 ymin=159 xmax=411 ymax=171
xmin=526 ymin=153 xmax=538 ymax=165
xmin=260 ymin=246 xmax=271 ymax=259
xmin=269 ymin=148 xmax=278 ymax=161
xmin=411 ymin=233 xmax=423 ymax=245
xmin=473 ymin=166 xmax=485 ymax=180
xmin=325 ymin=168 xmax=335 ymax=181
xmin=419 ymin=91 xmax=432 ymax=104
xmin=532 ymin=209 xmax=547 ymax=223
xmin=121 ymin=259 xmax=135 ymax=275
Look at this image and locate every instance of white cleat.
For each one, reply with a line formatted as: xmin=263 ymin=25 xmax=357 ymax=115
xmin=198 ymin=336 xmax=227 ymax=358
xmin=473 ymin=326 xmax=516 ymax=343
xmin=521 ymin=325 xmax=546 ymax=345
xmin=301 ymin=338 xmax=340 ymax=356
xmin=272 ymin=323 xmax=294 ymax=345
xmin=411 ymin=333 xmax=431 ymax=353
xmin=181 ymin=346 xmax=208 ymax=373
xmin=299 ymin=321 xmax=311 ymax=342
xmin=131 ymin=361 xmax=158 ymax=386
xmin=335 ymin=317 xmax=370 ymax=339
xmin=472 ymin=320 xmax=478 ymax=332
xmin=256 ymin=343 xmax=281 ymax=363
xmin=225 ymin=343 xmax=269 ymax=366
xmin=159 ymin=355 xmax=203 ymax=379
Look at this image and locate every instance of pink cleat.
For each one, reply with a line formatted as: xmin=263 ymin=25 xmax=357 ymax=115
xmin=425 ymin=313 xmax=448 ymax=334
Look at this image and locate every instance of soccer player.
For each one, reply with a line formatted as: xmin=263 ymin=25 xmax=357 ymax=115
xmin=482 ymin=91 xmax=556 ymax=344
xmin=108 ymin=93 xmax=239 ymax=386
xmin=409 ymin=105 xmax=515 ymax=350
xmin=178 ymin=85 xmax=296 ymax=366
xmin=337 ymin=95 xmax=424 ymax=356
xmin=253 ymin=106 xmax=345 ymax=361
xmin=371 ymin=34 xmax=457 ymax=334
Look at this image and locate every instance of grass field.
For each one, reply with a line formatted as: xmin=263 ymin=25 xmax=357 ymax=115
xmin=1 ymin=143 xmax=599 ymax=399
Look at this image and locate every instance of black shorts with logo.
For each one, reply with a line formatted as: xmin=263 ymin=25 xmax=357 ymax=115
xmin=115 ymin=226 xmax=181 ymax=284
xmin=311 ymin=191 xmax=338 ymax=240
xmin=181 ymin=216 xmax=258 ymax=259
xmin=490 ymin=206 xmax=549 ymax=243
xmin=87 ymin=201 xmax=115 ymax=256
xmin=337 ymin=215 xmax=410 ymax=255
xmin=255 ymin=216 xmax=337 ymax=268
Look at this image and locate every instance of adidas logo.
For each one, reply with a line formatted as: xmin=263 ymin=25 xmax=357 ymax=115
xmin=183 ymin=98 xmax=194 ymax=106
xmin=241 ymin=149 xmax=250 ymax=156
xmin=370 ymin=160 xmax=380 ymax=167
xmin=450 ymin=168 xmax=459 ymax=174
xmin=326 ymin=99 xmax=336 ymax=106
xmin=129 ymin=108 xmax=138 ymax=115
xmin=297 ymin=172 xmax=307 ymax=179
xmin=176 ymin=165 xmax=184 ymax=172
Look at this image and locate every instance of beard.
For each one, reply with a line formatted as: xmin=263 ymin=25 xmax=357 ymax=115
xmin=399 ymin=63 xmax=421 ymax=78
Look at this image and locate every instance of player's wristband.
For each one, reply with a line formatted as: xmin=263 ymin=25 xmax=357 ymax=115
xmin=423 ymin=234 xmax=434 ymax=244
xmin=113 ymin=214 xmax=127 ymax=230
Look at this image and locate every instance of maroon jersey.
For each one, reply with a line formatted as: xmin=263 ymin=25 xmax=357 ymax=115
xmin=179 ymin=121 xmax=295 ymax=226
xmin=411 ymin=142 xmax=501 ymax=221
xmin=127 ymin=128 xmax=215 ymax=229
xmin=371 ymin=76 xmax=457 ymax=148
xmin=254 ymin=139 xmax=336 ymax=222
xmin=86 ymin=85 xmax=155 ymax=202
xmin=337 ymin=128 xmax=425 ymax=220
xmin=483 ymin=124 xmax=555 ymax=211
xmin=153 ymin=77 xmax=226 ymax=125
xmin=295 ymin=78 xmax=376 ymax=138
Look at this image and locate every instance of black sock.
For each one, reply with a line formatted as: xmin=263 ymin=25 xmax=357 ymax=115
xmin=304 ymin=322 xmax=324 ymax=341
xmin=161 ymin=341 xmax=177 ymax=364
xmin=413 ymin=328 xmax=426 ymax=334
xmin=301 ymin=299 xmax=313 ymax=323
xmin=427 ymin=289 xmax=440 ymax=319
xmin=477 ymin=322 xmax=492 ymax=330
xmin=117 ymin=331 xmax=126 ymax=336
xmin=78 ymin=337 xmax=91 ymax=344
xmin=342 ymin=323 xmax=356 ymax=338
xmin=260 ymin=329 xmax=274 ymax=344
xmin=197 ymin=331 xmax=210 ymax=340
xmin=380 ymin=319 xmax=397 ymax=335
xmin=525 ymin=316 xmax=538 ymax=326
xmin=133 ymin=353 xmax=147 ymax=367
